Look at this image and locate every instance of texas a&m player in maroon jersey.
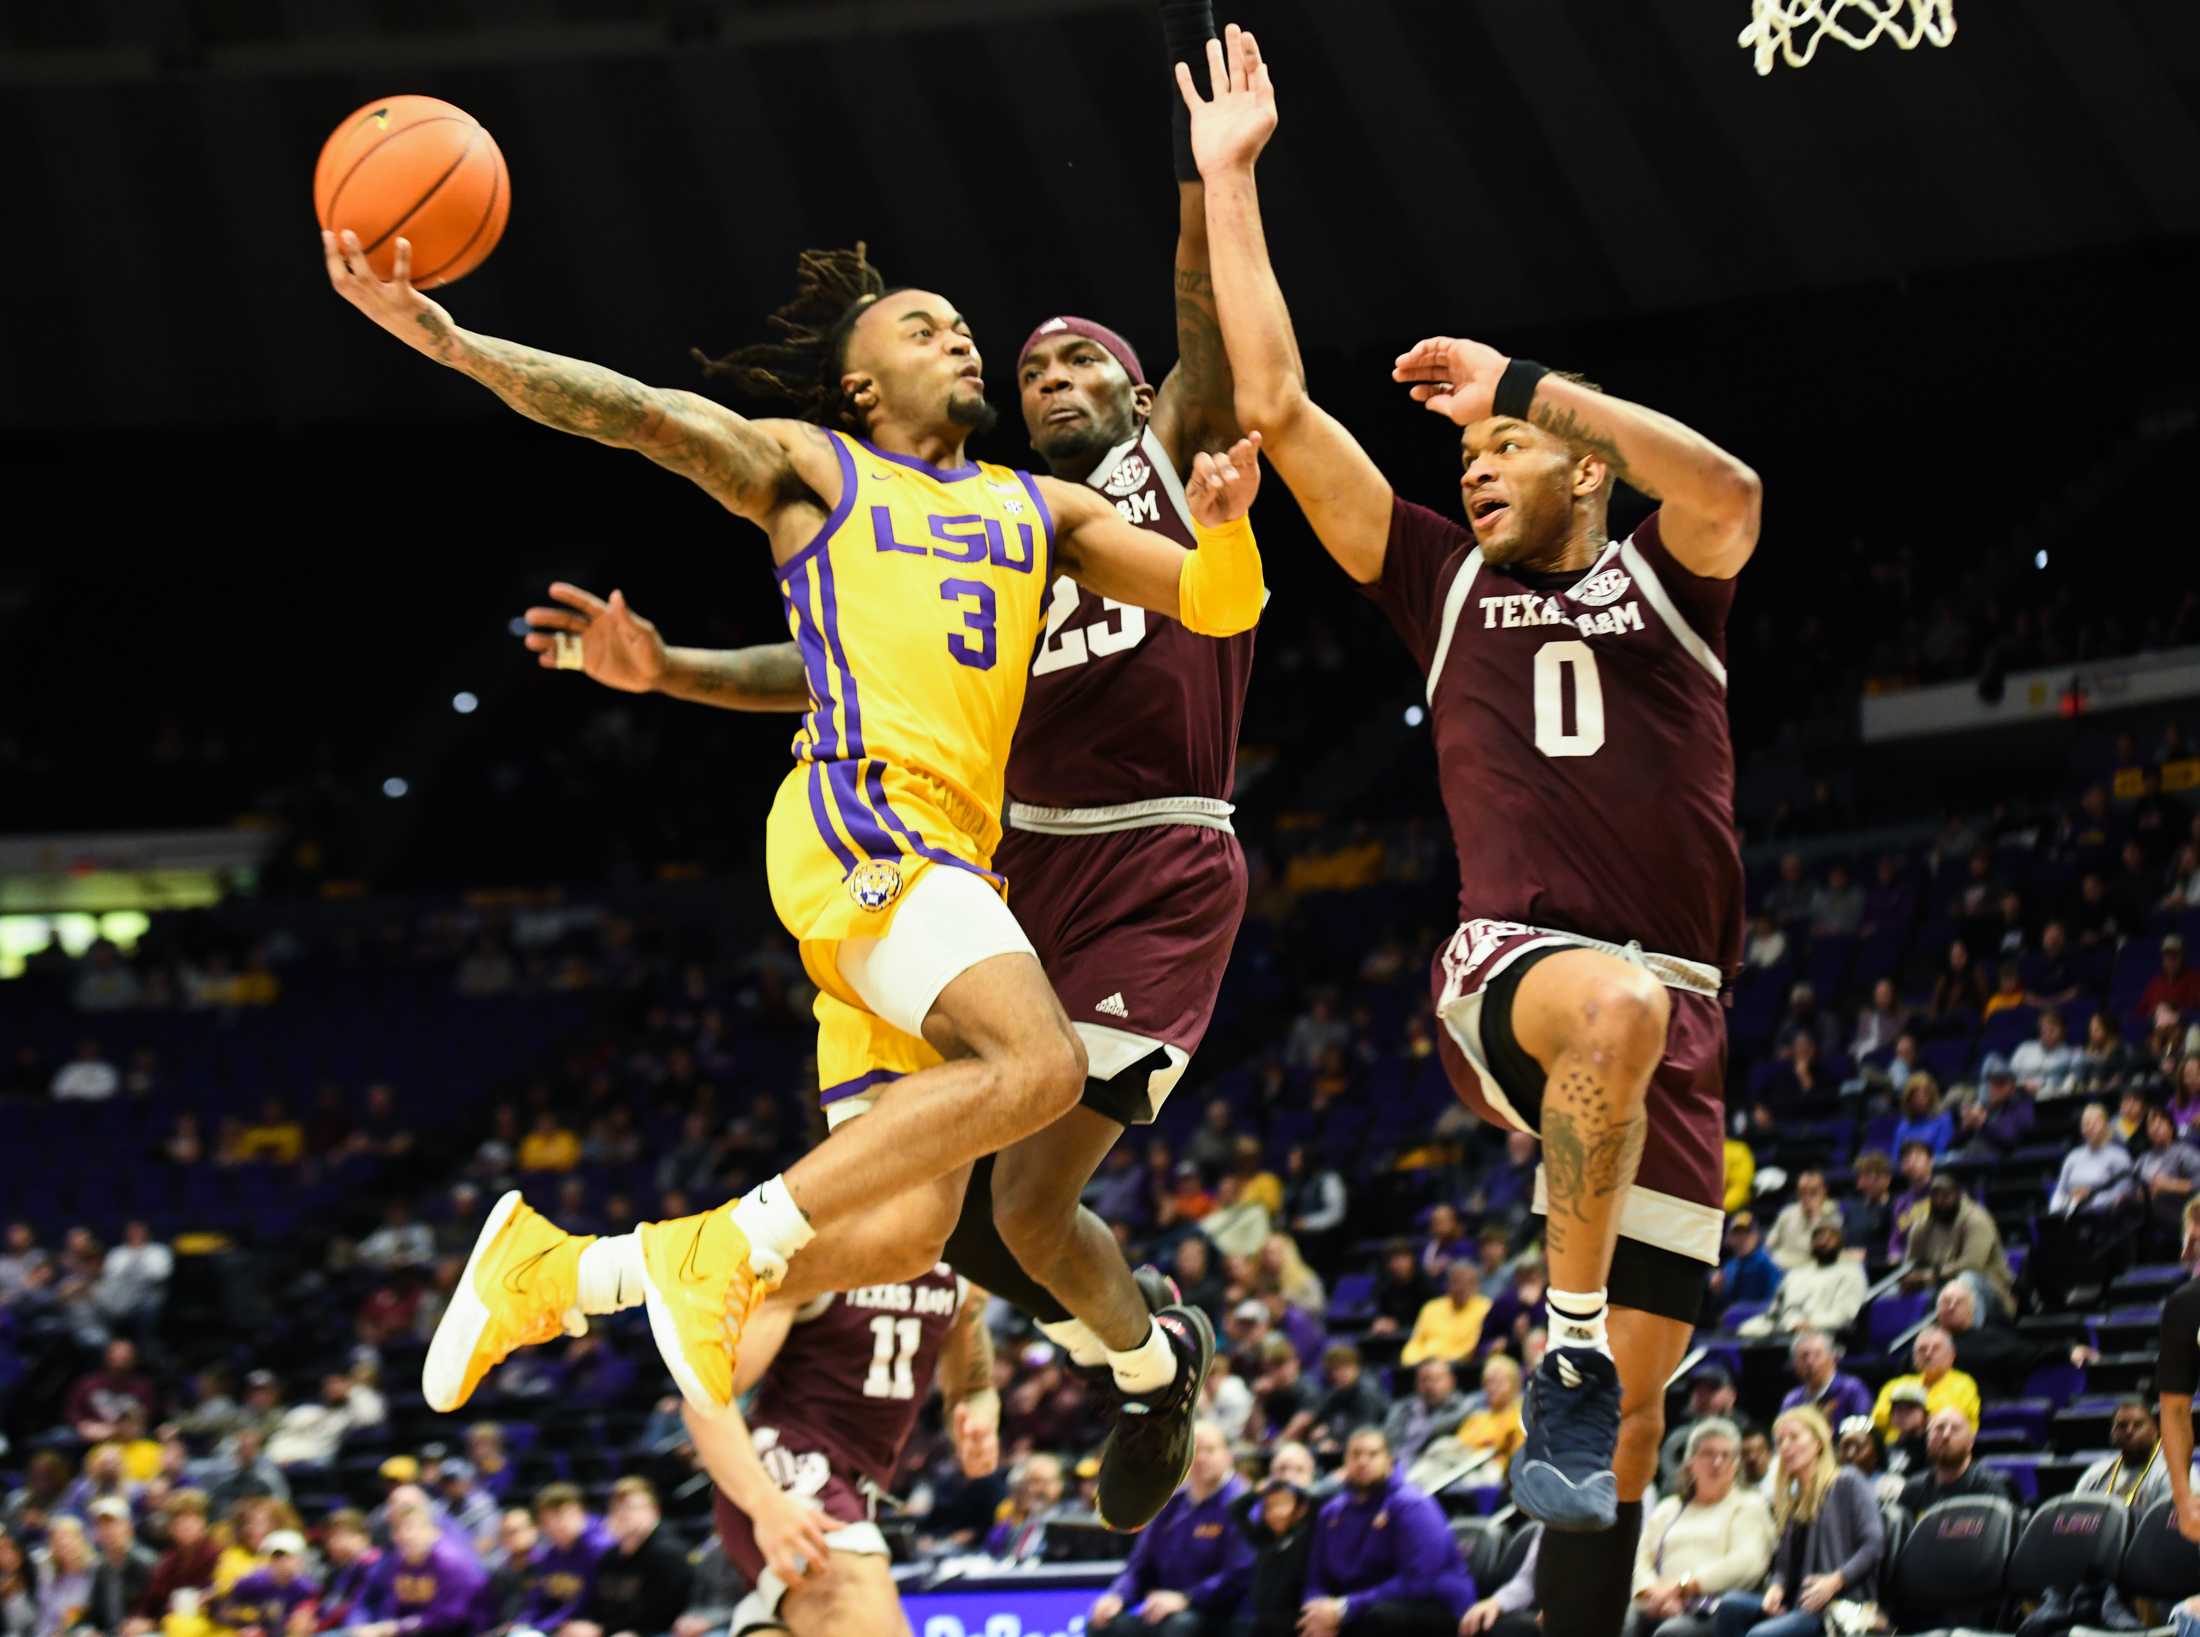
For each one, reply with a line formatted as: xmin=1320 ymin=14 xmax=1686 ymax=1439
xmin=685 ymin=1262 xmax=997 ymax=1636
xmin=1183 ymin=24 xmax=1759 ymax=1631
xmin=523 ymin=0 xmax=1254 ymax=1532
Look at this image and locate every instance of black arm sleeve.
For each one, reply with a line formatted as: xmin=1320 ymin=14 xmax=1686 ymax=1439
xmin=1160 ymin=0 xmax=1215 ymax=182
xmin=2161 ymin=1279 xmax=2200 ymax=1397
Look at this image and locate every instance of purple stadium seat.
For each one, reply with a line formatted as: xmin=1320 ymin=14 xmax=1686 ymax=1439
xmin=1719 ymin=1299 xmax=1769 ymax=1333
xmin=1979 ymin=1456 xmax=2039 ymax=1503
xmin=1326 ymin=1273 xmax=1376 ymax=1323
xmin=1866 ymin=1288 xmax=1932 ymax=1350
xmin=1979 ymin=1398 xmax=2052 ymax=1443
xmin=1980 ymin=1005 xmax=2041 ymax=1054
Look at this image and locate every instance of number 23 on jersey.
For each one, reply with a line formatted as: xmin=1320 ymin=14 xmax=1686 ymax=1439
xmin=1032 ymin=575 xmax=1147 ymax=676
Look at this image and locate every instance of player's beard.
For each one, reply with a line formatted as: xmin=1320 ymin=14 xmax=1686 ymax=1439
xmin=947 ymin=390 xmax=1000 ymax=437
xmin=1034 ymin=410 xmax=1131 ymax=473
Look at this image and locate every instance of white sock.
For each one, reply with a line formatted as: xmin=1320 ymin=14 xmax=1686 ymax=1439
xmin=1038 ymin=1318 xmax=1109 ymax=1369
xmin=577 ymin=1235 xmax=645 ymax=1316
xmin=730 ymin=1175 xmax=816 ymax=1268
xmin=1547 ymin=1286 xmax=1611 ymax=1356
xmin=1108 ymin=1318 xmax=1180 ymax=1395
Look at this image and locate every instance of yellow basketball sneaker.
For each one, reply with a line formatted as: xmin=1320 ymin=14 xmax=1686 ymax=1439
xmin=636 ymin=1204 xmax=783 ymax=1416
xmin=422 ymin=1191 xmax=592 ymax=1413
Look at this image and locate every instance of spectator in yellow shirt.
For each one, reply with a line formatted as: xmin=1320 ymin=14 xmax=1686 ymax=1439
xmin=229 ymin=1099 xmax=304 ymax=1166
xmin=1981 ymin=961 xmax=2028 ymax=1021
xmin=1870 ymin=1324 xmax=1981 ymax=1438
xmin=1231 ymin=1136 xmax=1285 ymax=1217
xmin=1401 ymin=1263 xmax=1492 ymax=1367
xmin=113 ymin=1404 xmax=165 ymax=1483
xmin=1724 ymin=1139 xmax=1757 ymax=1214
xmin=1452 ymin=1354 xmax=1526 ymax=1485
xmin=517 ymin=1111 xmax=580 ymax=1175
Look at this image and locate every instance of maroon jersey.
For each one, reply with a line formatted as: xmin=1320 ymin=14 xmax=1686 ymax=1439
xmin=1006 ymin=426 xmax=1257 ymax=809
xmin=1365 ymin=500 xmax=1744 ymax=975
xmin=743 ymin=1263 xmax=966 ymax=1494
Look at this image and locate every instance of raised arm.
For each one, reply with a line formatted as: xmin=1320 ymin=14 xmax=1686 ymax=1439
xmin=1179 ymin=27 xmax=1394 ymax=584
xmin=521 ymin=584 xmax=810 ymax=711
xmin=1044 ymin=432 xmax=1264 ymax=633
xmin=1146 ymin=0 xmax=1240 ymax=471
xmin=321 ymin=230 xmax=834 ymax=529
xmin=1392 ymin=344 xmax=1763 ymax=578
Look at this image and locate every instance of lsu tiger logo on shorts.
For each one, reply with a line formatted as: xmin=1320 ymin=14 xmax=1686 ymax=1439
xmin=848 ymin=858 xmax=905 ymax=912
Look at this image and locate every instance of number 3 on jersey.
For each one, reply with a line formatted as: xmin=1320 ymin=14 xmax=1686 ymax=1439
xmin=1032 ymin=575 xmax=1146 ymax=676
xmin=1534 ymin=639 xmax=1605 ymax=758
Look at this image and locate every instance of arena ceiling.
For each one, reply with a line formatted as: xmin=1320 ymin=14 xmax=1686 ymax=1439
xmin=2 ymin=0 xmax=2196 ymax=431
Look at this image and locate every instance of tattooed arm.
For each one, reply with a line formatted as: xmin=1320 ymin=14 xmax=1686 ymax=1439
xmin=321 ymin=229 xmax=835 ymax=528
xmin=1392 ymin=339 xmax=1763 ymax=579
xmin=1147 ymin=182 xmax=1242 ymax=472
xmin=938 ymin=1284 xmax=1001 ymax=1479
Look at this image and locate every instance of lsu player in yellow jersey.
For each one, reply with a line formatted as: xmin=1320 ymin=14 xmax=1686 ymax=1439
xmin=322 ymin=234 xmax=1263 ymax=1527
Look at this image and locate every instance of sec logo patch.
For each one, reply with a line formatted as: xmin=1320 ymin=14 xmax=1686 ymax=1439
xmin=848 ymin=858 xmax=905 ymax=912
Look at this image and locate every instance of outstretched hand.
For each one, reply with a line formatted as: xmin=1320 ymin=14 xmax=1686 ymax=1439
xmin=1392 ymin=336 xmax=1511 ymax=426
xmin=322 ymin=229 xmax=459 ymax=361
xmin=521 ymin=583 xmax=670 ymax=693
xmin=1174 ymin=21 xmax=1277 ymax=177
xmin=1185 ymin=430 xmax=1263 ymax=526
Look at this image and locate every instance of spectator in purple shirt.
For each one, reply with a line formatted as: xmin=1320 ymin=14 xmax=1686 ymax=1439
xmin=216 ymin=1530 xmax=317 ymax=1632
xmin=1885 ymin=1142 xmax=1935 ymax=1260
xmin=354 ymin=1504 xmax=484 ymax=1637
xmin=1891 ymin=1077 xmax=1955 ymax=1161
xmin=1299 ymin=1429 xmax=1475 ymax=1636
xmin=309 ymin=1511 xmax=381 ymax=1632
xmin=1088 ymin=1424 xmax=1252 ymax=1635
xmin=1260 ymin=1286 xmax=1325 ymax=1372
xmin=1778 ymin=1330 xmax=1874 ymax=1429
xmin=2137 ymin=1105 xmax=2200 ymax=1249
xmin=510 ymin=1485 xmax=608 ymax=1633
xmin=1953 ymin=1060 xmax=2036 ymax=1159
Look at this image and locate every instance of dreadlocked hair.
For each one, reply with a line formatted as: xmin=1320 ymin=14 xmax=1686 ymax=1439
xmin=692 ymin=244 xmax=900 ymax=432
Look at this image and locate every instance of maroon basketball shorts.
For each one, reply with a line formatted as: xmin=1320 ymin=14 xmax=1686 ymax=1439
xmin=994 ymin=816 xmax=1248 ymax=1127
xmin=1429 ymin=917 xmax=1729 ymax=1324
xmin=713 ymin=1433 xmax=886 ymax=1624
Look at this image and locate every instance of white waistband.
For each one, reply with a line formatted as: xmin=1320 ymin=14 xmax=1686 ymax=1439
xmin=1007 ymin=796 xmax=1235 ymax=836
xmin=1494 ymin=922 xmax=1723 ymax=996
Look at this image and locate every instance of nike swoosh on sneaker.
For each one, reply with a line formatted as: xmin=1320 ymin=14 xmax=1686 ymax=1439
xmin=500 ymin=1245 xmax=555 ymax=1295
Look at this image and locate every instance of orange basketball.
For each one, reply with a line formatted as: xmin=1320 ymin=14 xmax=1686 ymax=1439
xmin=314 ymin=95 xmax=510 ymax=289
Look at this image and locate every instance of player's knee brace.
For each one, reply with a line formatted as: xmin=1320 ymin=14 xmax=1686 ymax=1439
xmin=1533 ymin=1498 xmax=1643 ymax=1637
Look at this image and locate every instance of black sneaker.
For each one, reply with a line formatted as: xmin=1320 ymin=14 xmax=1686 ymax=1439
xmin=1095 ymin=1302 xmax=1215 ymax=1533
xmin=1513 ymin=1344 xmax=1622 ymax=1532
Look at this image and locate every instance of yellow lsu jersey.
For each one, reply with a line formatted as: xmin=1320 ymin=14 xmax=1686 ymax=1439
xmin=764 ymin=429 xmax=1054 ymax=970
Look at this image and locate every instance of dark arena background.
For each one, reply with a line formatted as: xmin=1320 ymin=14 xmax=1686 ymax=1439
xmin=5 ymin=2 xmax=2200 ymax=1635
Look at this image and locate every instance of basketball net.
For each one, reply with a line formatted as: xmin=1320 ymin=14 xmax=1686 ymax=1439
xmin=1739 ymin=0 xmax=1955 ymax=74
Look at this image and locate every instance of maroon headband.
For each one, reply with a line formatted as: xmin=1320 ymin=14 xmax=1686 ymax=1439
xmin=1017 ymin=315 xmax=1147 ymax=387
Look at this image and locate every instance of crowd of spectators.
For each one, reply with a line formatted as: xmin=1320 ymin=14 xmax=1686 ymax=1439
xmin=3 ymin=718 xmax=2199 ymax=1635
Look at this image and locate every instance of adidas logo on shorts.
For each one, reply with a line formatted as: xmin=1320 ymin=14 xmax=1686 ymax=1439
xmin=1094 ymin=993 xmax=1129 ymax=1019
